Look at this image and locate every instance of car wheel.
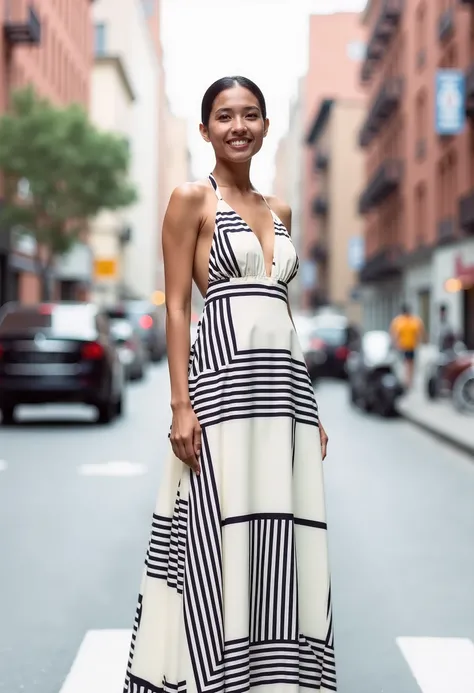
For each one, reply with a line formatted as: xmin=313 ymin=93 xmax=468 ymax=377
xmin=427 ymin=376 xmax=438 ymax=400
xmin=96 ymin=399 xmax=116 ymax=425
xmin=115 ymin=393 xmax=124 ymax=418
xmin=1 ymin=405 xmax=16 ymax=425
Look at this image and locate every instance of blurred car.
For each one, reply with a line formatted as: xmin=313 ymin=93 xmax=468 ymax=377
xmin=304 ymin=314 xmax=359 ymax=380
xmin=347 ymin=330 xmax=404 ymax=417
xmin=108 ymin=301 xmax=166 ymax=362
xmin=292 ymin=312 xmax=316 ymax=354
xmin=0 ymin=301 xmax=124 ymax=425
xmin=109 ymin=317 xmax=148 ymax=381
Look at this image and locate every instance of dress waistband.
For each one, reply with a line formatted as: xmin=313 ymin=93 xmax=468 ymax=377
xmin=205 ymin=277 xmax=288 ymax=304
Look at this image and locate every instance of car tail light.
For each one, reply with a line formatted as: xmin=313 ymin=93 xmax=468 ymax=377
xmin=81 ymin=342 xmax=104 ymax=360
xmin=139 ymin=314 xmax=153 ymax=329
xmin=335 ymin=346 xmax=350 ymax=360
xmin=310 ymin=337 xmax=325 ymax=350
xmin=38 ymin=303 xmax=53 ymax=314
xmin=0 ymin=343 xmax=4 ymax=360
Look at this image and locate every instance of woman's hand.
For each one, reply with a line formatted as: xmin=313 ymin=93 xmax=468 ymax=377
xmin=319 ymin=421 xmax=329 ymax=461
xmin=170 ymin=402 xmax=201 ymax=475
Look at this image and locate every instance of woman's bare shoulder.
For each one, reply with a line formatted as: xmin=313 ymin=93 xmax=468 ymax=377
xmin=169 ymin=179 xmax=211 ymax=206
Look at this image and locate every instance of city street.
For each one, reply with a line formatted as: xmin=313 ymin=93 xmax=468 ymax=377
xmin=1 ymin=365 xmax=473 ymax=693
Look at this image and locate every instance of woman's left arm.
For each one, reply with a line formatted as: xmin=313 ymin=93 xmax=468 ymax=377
xmin=271 ymin=198 xmax=329 ymax=461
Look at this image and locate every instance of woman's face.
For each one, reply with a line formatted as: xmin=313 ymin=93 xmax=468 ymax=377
xmin=200 ymin=85 xmax=269 ymax=162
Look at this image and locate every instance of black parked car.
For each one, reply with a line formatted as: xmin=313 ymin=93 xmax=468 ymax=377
xmin=107 ymin=301 xmax=166 ymax=362
xmin=0 ymin=302 xmax=125 ymax=424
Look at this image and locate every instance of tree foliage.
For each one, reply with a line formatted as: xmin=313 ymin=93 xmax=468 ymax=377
xmin=0 ymin=86 xmax=137 ymax=261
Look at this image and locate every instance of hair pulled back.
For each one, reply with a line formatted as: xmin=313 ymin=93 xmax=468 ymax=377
xmin=201 ymin=76 xmax=267 ymax=127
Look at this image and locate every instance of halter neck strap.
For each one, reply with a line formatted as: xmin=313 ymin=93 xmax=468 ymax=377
xmin=208 ymin=173 xmax=271 ymax=210
xmin=208 ymin=173 xmax=222 ymax=200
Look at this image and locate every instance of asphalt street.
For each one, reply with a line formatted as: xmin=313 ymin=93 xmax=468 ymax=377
xmin=0 ymin=364 xmax=473 ymax=693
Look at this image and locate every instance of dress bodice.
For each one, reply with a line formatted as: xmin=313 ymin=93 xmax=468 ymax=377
xmin=208 ymin=174 xmax=299 ymax=286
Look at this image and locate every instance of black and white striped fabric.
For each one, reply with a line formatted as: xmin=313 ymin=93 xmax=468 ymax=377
xmin=123 ymin=175 xmax=337 ymax=693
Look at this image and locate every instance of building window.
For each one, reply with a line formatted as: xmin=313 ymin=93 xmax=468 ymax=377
xmin=415 ymin=89 xmax=427 ymax=159
xmin=416 ymin=2 xmax=426 ymax=69
xmin=94 ymin=22 xmax=107 ymax=56
xmin=415 ymin=183 xmax=427 ymax=244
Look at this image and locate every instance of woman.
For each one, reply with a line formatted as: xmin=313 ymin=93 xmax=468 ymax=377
xmin=124 ymin=76 xmax=337 ymax=693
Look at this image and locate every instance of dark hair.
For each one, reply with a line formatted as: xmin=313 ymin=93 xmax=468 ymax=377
xmin=439 ymin=303 xmax=447 ymax=312
xmin=401 ymin=303 xmax=411 ymax=314
xmin=201 ymin=76 xmax=267 ymax=127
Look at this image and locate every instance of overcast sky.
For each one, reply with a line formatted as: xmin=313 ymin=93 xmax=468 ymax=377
xmin=160 ymin=0 xmax=367 ymax=192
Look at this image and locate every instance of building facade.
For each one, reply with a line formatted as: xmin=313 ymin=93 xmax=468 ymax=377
xmin=358 ymin=0 xmax=474 ymax=347
xmin=0 ymin=0 xmax=93 ymax=306
xmin=272 ymin=77 xmax=305 ymax=307
xmin=302 ymin=12 xmax=367 ymax=309
xmin=91 ymin=0 xmax=160 ymax=302
xmin=88 ymin=44 xmax=135 ymax=305
xmin=306 ymin=98 xmax=366 ymax=322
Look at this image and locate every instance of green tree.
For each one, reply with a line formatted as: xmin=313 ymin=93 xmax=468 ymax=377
xmin=0 ymin=86 xmax=137 ymax=298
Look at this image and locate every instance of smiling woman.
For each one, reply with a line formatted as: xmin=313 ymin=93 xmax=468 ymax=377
xmin=123 ymin=76 xmax=337 ymax=693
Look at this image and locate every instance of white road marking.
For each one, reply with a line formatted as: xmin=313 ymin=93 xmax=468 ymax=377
xmin=59 ymin=629 xmax=131 ymax=693
xmin=397 ymin=636 xmax=474 ymax=693
xmin=0 ymin=460 xmax=7 ymax=472
xmin=78 ymin=461 xmax=147 ymax=477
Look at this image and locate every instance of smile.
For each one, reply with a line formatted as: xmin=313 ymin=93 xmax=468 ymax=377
xmin=227 ymin=138 xmax=252 ymax=148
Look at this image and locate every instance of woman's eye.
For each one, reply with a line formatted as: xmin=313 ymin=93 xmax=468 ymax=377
xmin=247 ymin=113 xmax=258 ymax=119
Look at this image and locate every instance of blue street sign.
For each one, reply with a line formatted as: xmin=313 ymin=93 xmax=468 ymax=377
xmin=435 ymin=70 xmax=465 ymax=136
xmin=348 ymin=236 xmax=364 ymax=271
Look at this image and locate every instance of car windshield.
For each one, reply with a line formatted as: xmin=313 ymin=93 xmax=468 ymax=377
xmin=0 ymin=304 xmax=97 ymax=339
xmin=311 ymin=326 xmax=346 ymax=346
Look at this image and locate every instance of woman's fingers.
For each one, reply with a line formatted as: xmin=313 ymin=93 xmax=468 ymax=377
xmin=193 ymin=426 xmax=202 ymax=459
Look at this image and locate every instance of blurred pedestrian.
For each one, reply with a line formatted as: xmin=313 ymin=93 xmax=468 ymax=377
xmin=390 ymin=303 xmax=426 ymax=389
xmin=437 ymin=303 xmax=458 ymax=353
xmin=123 ymin=76 xmax=336 ymax=693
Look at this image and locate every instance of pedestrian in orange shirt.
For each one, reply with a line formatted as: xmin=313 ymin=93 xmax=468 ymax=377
xmin=390 ymin=303 xmax=426 ymax=389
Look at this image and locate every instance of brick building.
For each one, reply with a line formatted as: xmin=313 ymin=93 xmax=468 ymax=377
xmin=0 ymin=0 xmax=93 ymax=306
xmin=358 ymin=0 xmax=474 ymax=347
xmin=302 ymin=13 xmax=366 ymax=310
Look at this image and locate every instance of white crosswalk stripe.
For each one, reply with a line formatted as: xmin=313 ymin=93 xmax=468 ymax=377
xmin=397 ymin=636 xmax=474 ymax=693
xmin=59 ymin=631 xmax=474 ymax=693
xmin=59 ymin=630 xmax=131 ymax=693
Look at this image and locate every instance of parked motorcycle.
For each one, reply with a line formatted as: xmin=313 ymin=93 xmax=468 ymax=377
xmin=452 ymin=366 xmax=474 ymax=414
xmin=347 ymin=330 xmax=404 ymax=417
xmin=425 ymin=342 xmax=474 ymax=401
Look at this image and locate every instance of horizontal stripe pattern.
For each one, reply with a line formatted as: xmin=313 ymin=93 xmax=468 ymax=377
xmin=146 ymin=487 xmax=187 ymax=594
xmin=128 ymin=674 xmax=187 ymax=693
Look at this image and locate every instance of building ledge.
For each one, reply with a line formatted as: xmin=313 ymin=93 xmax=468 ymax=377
xmin=359 ymin=244 xmax=403 ymax=283
xmin=359 ymin=76 xmax=403 ymax=147
xmin=306 ymin=99 xmax=334 ymax=145
xmin=94 ymin=54 xmax=136 ymax=102
xmin=359 ymin=158 xmax=403 ymax=214
xmin=360 ymin=0 xmax=403 ymax=83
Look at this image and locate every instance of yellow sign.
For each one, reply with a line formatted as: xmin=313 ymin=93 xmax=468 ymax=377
xmin=94 ymin=258 xmax=118 ymax=279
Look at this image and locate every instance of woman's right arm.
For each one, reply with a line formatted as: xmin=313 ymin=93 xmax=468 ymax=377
xmin=162 ymin=183 xmax=203 ymax=474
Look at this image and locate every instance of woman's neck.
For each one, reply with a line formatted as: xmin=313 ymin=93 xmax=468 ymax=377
xmin=212 ymin=160 xmax=253 ymax=193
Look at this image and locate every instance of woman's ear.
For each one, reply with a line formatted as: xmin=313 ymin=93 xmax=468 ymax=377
xmin=199 ymin=123 xmax=210 ymax=143
xmin=263 ymin=118 xmax=270 ymax=138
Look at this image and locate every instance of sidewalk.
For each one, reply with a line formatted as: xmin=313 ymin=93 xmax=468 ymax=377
xmin=395 ymin=346 xmax=474 ymax=457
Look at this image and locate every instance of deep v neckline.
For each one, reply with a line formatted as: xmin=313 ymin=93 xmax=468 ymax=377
xmin=209 ymin=174 xmax=276 ymax=279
